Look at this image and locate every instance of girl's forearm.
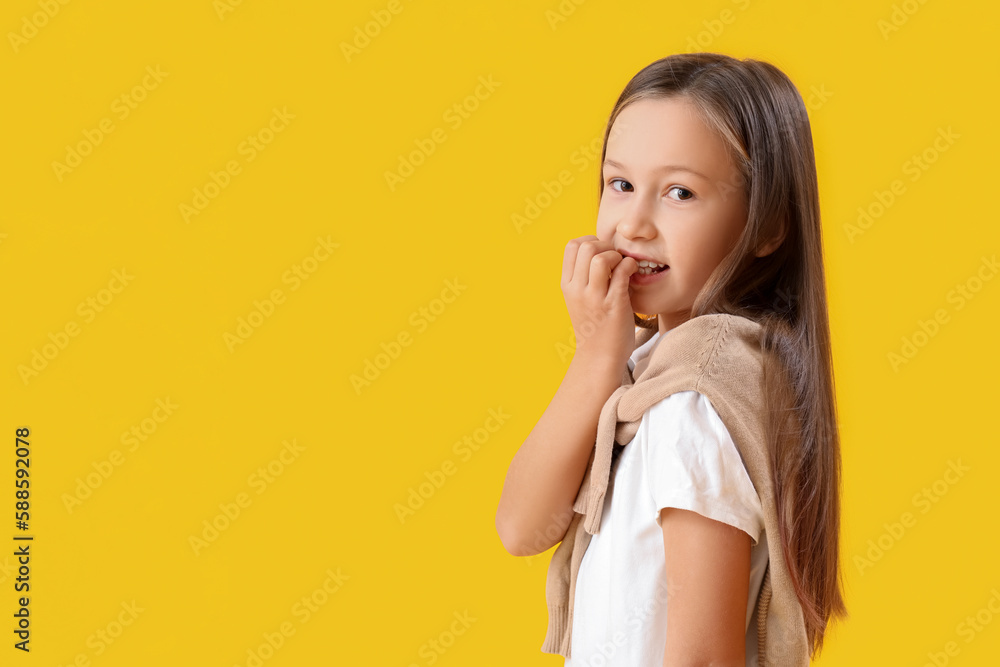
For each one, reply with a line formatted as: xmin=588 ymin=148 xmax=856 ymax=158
xmin=495 ymin=354 xmax=624 ymax=557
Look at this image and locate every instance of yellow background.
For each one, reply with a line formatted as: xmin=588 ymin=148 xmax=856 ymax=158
xmin=2 ymin=0 xmax=998 ymax=664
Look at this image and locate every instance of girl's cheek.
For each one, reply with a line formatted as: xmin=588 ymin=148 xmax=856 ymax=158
xmin=594 ymin=215 xmax=611 ymax=238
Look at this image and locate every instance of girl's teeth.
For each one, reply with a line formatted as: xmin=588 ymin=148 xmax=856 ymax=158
xmin=636 ymin=259 xmax=667 ymax=274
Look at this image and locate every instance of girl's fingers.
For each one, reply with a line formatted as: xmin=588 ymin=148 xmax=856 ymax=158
xmin=573 ymin=239 xmax=601 ymax=288
xmin=561 ymin=238 xmax=589 ymax=287
xmin=587 ymin=250 xmax=617 ymax=292
xmin=610 ymin=254 xmax=637 ymax=302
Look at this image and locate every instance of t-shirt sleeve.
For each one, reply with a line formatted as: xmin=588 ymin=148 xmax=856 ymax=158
xmin=641 ymin=390 xmax=764 ymax=546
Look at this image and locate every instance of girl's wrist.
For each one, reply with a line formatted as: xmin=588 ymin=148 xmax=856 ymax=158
xmin=568 ymin=352 xmax=627 ymax=386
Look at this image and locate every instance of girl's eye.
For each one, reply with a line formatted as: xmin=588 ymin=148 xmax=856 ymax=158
xmin=607 ymin=179 xmax=694 ymax=202
xmin=667 ymin=186 xmax=694 ymax=201
xmin=608 ymin=178 xmax=632 ymax=193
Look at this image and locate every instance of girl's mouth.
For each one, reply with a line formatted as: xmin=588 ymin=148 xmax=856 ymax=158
xmin=635 ymin=261 xmax=668 ymax=275
xmin=630 ymin=264 xmax=668 ymax=285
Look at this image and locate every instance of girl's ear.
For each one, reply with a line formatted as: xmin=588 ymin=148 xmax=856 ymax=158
xmin=754 ymin=219 xmax=788 ymax=258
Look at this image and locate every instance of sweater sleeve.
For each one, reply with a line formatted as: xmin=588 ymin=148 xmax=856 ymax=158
xmin=640 ymin=390 xmax=764 ymax=547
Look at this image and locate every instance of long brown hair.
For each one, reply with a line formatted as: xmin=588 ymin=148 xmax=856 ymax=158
xmin=597 ymin=52 xmax=847 ymax=657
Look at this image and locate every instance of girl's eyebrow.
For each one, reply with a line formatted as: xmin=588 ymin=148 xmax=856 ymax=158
xmin=603 ymin=158 xmax=710 ymax=182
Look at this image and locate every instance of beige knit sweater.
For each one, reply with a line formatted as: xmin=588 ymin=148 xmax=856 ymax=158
xmin=541 ymin=313 xmax=810 ymax=665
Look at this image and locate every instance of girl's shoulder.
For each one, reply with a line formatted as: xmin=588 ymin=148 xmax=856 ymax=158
xmin=646 ymin=314 xmax=764 ymax=381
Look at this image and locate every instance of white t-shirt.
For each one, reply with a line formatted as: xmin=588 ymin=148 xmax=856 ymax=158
xmin=564 ymin=328 xmax=769 ymax=667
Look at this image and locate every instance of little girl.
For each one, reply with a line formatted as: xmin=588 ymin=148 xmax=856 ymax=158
xmin=496 ymin=52 xmax=847 ymax=666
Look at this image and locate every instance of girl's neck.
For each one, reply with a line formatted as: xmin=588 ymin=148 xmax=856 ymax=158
xmin=657 ymin=312 xmax=692 ymax=336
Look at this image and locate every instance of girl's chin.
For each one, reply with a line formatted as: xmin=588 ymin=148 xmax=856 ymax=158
xmin=628 ymin=294 xmax=663 ymax=311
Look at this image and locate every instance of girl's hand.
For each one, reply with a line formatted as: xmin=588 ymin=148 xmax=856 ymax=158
xmin=560 ymin=236 xmax=639 ymax=369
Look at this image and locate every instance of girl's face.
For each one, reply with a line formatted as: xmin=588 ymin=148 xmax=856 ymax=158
xmin=596 ymin=96 xmax=749 ymax=334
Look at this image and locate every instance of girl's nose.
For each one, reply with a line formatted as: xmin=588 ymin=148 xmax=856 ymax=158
xmin=617 ymin=197 xmax=657 ymax=240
